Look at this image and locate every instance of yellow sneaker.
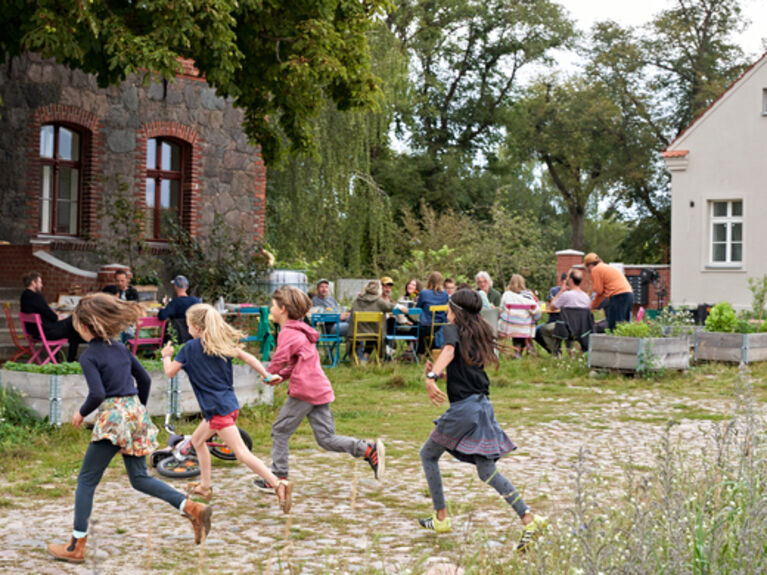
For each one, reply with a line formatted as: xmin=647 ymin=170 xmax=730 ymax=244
xmin=418 ymin=512 xmax=452 ymax=533
xmin=517 ymin=514 xmax=547 ymax=553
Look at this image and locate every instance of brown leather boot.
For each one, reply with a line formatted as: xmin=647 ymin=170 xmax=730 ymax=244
xmin=182 ymin=500 xmax=212 ymax=544
xmin=47 ymin=535 xmax=87 ymax=563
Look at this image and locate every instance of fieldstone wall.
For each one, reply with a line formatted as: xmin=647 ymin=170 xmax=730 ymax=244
xmin=0 ymin=53 xmax=266 ymax=272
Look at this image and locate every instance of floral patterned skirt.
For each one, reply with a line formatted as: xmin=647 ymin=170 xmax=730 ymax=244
xmin=91 ymin=395 xmax=159 ymax=457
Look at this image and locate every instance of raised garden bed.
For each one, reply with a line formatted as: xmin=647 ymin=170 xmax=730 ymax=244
xmin=588 ymin=334 xmax=690 ymax=372
xmin=0 ymin=365 xmax=273 ymax=425
xmin=693 ymin=331 xmax=767 ymax=364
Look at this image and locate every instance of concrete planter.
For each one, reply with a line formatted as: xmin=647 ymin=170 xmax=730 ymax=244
xmin=588 ymin=334 xmax=690 ymax=372
xmin=1 ymin=365 xmax=273 ymax=425
xmin=693 ymin=331 xmax=767 ymax=363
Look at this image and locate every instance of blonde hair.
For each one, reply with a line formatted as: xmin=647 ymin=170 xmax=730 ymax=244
xmin=507 ymin=274 xmax=526 ymax=293
xmin=426 ymin=271 xmax=444 ymax=292
xmin=271 ymin=286 xmax=312 ymax=320
xmin=185 ymin=303 xmax=245 ymax=358
xmin=72 ymin=293 xmax=143 ymax=342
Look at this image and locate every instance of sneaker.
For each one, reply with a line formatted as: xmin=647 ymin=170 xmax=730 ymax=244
xmin=418 ymin=513 xmax=452 ymax=533
xmin=364 ymin=439 xmax=385 ymax=480
xmin=253 ymin=477 xmax=284 ymax=494
xmin=516 ymin=514 xmax=548 ymax=553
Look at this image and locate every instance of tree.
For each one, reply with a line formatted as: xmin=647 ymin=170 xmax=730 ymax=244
xmin=381 ymin=0 xmax=573 ymax=212
xmin=585 ymin=0 xmax=750 ymax=258
xmin=0 ymin=0 xmax=388 ymax=163
xmin=504 ymin=76 xmax=625 ymax=250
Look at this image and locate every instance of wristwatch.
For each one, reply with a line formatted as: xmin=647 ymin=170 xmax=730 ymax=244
xmin=426 ymin=371 xmax=440 ymax=380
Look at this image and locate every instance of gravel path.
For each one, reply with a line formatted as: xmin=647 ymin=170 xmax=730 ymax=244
xmin=0 ymin=388 xmax=752 ymax=575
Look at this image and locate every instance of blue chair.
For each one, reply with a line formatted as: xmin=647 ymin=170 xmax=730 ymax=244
xmin=385 ymin=308 xmax=422 ymax=363
xmin=310 ymin=312 xmax=342 ymax=368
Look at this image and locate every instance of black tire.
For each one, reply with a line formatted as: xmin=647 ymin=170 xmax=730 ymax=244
xmin=155 ymin=456 xmax=201 ymax=478
xmin=209 ymin=427 xmax=253 ymax=460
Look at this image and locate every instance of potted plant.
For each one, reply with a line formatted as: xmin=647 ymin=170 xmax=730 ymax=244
xmin=694 ymin=302 xmax=767 ymax=363
xmin=588 ymin=319 xmax=690 ymax=373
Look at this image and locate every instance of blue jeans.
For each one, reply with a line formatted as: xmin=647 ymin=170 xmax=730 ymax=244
xmin=605 ymin=291 xmax=634 ymax=330
xmin=74 ymin=440 xmax=185 ymax=533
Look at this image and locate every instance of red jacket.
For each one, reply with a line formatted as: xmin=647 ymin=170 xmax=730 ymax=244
xmin=267 ymin=320 xmax=335 ymax=405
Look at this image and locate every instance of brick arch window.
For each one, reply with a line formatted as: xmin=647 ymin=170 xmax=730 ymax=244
xmin=145 ymin=137 xmax=186 ymax=239
xmin=137 ymin=122 xmax=202 ymax=241
xmin=38 ymin=124 xmax=82 ymax=235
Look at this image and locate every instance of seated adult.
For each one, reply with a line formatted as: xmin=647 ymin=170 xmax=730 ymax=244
xmin=19 ymin=271 xmax=83 ymax=362
xmin=476 ymin=271 xmax=502 ymax=308
xmin=311 ymin=278 xmax=350 ymax=337
xmin=157 ymin=276 xmax=201 ymax=343
xmin=535 ymin=272 xmax=567 ymax=353
xmin=539 ymin=268 xmax=592 ymax=355
xmin=416 ymin=271 xmax=450 ymax=355
xmin=349 ymin=280 xmax=407 ymax=361
xmin=101 ymin=269 xmax=138 ymax=301
xmin=498 ymin=274 xmax=541 ymax=357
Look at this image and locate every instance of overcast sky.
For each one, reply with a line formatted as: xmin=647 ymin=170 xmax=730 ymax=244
xmin=561 ymin=0 xmax=767 ymax=57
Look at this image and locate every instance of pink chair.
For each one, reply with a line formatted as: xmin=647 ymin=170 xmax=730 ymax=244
xmin=18 ymin=312 xmax=68 ymax=365
xmin=126 ymin=316 xmax=167 ymax=355
xmin=5 ymin=303 xmax=33 ymax=362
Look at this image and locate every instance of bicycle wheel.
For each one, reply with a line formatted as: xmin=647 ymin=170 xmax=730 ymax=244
xmin=209 ymin=427 xmax=253 ymax=460
xmin=156 ymin=456 xmax=201 ymax=478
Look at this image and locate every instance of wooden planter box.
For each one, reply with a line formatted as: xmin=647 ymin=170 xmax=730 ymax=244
xmin=693 ymin=331 xmax=767 ymax=363
xmin=1 ymin=365 xmax=273 ymax=425
xmin=588 ymin=334 xmax=690 ymax=372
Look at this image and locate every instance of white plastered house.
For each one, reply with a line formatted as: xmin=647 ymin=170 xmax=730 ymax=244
xmin=662 ymin=52 xmax=767 ymax=311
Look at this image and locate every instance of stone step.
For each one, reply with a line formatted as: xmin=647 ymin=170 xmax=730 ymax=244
xmin=0 ymin=287 xmax=21 ymax=300
xmin=0 ymin=343 xmax=25 ymax=363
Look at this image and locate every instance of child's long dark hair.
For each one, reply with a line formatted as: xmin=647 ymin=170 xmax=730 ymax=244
xmin=448 ymin=289 xmax=498 ymax=369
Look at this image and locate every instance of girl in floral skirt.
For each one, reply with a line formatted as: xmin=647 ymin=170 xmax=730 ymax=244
xmin=418 ymin=288 xmax=547 ymax=552
xmin=47 ymin=294 xmax=211 ymax=564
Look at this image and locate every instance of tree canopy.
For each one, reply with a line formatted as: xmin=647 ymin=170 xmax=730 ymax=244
xmin=0 ymin=0 xmax=388 ymax=163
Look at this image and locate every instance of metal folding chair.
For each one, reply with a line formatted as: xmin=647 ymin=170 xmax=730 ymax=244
xmin=126 ymin=316 xmax=167 ymax=355
xmin=310 ymin=312 xmax=343 ymax=368
xmin=18 ymin=312 xmax=68 ymax=365
xmin=5 ymin=303 xmax=32 ymax=362
xmin=385 ymin=308 xmax=421 ymax=363
xmin=349 ymin=311 xmax=384 ymax=365
xmin=427 ymin=304 xmax=450 ymax=355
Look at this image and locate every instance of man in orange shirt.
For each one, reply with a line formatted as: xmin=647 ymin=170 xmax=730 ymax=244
xmin=583 ymin=253 xmax=634 ymax=330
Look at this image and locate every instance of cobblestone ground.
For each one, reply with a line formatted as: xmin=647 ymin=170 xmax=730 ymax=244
xmin=0 ymin=388 xmax=752 ymax=575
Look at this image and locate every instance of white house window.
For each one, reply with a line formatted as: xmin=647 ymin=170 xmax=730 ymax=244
xmin=710 ymin=200 xmax=742 ymax=265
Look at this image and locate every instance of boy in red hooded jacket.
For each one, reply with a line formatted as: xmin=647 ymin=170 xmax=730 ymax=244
xmin=253 ymin=286 xmax=385 ymax=492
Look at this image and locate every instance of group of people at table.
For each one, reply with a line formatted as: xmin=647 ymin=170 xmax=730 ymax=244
xmin=19 ymin=269 xmax=201 ymax=362
xmin=310 ymin=251 xmax=635 ymax=361
xmin=18 ymin=251 xmax=634 ymax=363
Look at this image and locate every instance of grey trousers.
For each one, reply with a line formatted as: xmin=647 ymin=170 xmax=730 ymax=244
xmin=540 ymin=322 xmax=574 ymax=356
xmin=270 ymin=395 xmax=368 ymax=478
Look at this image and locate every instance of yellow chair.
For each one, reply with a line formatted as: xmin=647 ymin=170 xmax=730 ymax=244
xmin=349 ymin=311 xmax=384 ymax=365
xmin=427 ymin=304 xmax=450 ymax=355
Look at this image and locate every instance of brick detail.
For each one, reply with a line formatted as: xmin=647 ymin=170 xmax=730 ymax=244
xmin=135 ymin=122 xmax=204 ymax=238
xmin=0 ymin=245 xmax=100 ymax=300
xmin=26 ymin=105 xmax=105 ymax=241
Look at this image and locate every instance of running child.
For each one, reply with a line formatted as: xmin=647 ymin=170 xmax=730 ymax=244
xmin=418 ymin=288 xmax=547 ymax=552
xmin=253 ymin=286 xmax=384 ymax=492
xmin=47 ymin=294 xmax=211 ymax=564
xmin=161 ymin=303 xmax=293 ymax=512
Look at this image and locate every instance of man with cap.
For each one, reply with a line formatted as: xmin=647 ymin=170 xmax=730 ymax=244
xmin=583 ymin=252 xmax=634 ymax=330
xmin=380 ymin=276 xmax=395 ymax=303
xmin=311 ymin=279 xmax=349 ymax=337
xmin=158 ymin=275 xmax=201 ymax=342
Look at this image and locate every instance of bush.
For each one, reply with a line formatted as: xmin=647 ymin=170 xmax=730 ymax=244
xmin=705 ymin=302 xmax=738 ymax=333
xmin=609 ymin=321 xmax=659 ymax=338
xmin=0 ymin=385 xmax=47 ymax=444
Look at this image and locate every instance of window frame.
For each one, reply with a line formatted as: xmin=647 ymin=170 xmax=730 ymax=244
xmin=709 ymin=199 xmax=743 ymax=267
xmin=145 ymin=137 xmax=185 ymax=240
xmin=38 ymin=123 xmax=83 ymax=236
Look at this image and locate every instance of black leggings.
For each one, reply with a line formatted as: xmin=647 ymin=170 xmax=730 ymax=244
xmin=73 ymin=440 xmax=185 ymax=533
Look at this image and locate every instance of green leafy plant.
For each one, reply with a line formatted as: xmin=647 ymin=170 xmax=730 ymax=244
xmin=0 ymin=385 xmax=48 ymax=445
xmin=2 ymin=361 xmax=83 ymax=375
xmin=652 ymin=306 xmax=695 ymax=337
xmin=704 ymin=302 xmax=738 ymax=333
xmin=735 ymin=319 xmax=756 ymax=334
xmin=747 ymin=275 xmax=767 ymax=321
xmin=759 ymin=321 xmax=767 ymax=333
xmin=609 ymin=321 xmax=661 ymax=338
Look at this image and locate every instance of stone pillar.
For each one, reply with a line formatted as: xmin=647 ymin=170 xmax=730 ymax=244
xmin=555 ymin=250 xmax=584 ymax=283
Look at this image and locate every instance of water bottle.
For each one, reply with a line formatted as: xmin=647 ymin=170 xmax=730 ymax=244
xmin=217 ymin=296 xmax=226 ymax=313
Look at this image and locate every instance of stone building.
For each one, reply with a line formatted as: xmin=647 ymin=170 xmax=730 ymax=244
xmin=0 ymin=53 xmax=266 ymax=301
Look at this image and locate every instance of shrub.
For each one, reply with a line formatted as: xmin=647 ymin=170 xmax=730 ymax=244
xmin=705 ymin=302 xmax=738 ymax=333
xmin=610 ymin=321 xmax=660 ymax=338
xmin=0 ymin=385 xmax=47 ymax=445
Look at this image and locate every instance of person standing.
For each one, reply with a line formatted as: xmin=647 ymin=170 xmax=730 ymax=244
xmin=583 ymin=253 xmax=634 ymax=330
xmin=20 ymin=271 xmax=83 ymax=362
xmin=46 ymin=294 xmax=211 ymax=564
xmin=417 ymin=288 xmax=547 ymax=552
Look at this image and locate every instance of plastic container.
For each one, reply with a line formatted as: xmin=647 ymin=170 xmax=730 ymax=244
xmin=256 ymin=269 xmax=308 ymax=294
